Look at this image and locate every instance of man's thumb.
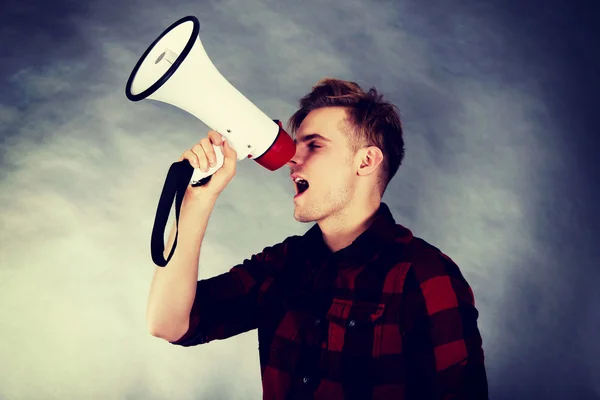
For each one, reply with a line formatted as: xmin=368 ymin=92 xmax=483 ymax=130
xmin=222 ymin=140 xmax=238 ymax=164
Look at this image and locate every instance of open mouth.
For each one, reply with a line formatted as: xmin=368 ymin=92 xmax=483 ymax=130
xmin=294 ymin=177 xmax=310 ymax=198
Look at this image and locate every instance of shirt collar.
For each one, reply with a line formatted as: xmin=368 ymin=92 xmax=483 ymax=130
xmin=301 ymin=202 xmax=413 ymax=264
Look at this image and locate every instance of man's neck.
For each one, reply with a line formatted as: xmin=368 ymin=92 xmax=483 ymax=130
xmin=318 ymin=197 xmax=382 ymax=253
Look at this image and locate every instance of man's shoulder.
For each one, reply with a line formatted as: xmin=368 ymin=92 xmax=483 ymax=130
xmin=403 ymin=233 xmax=448 ymax=262
xmin=387 ymin=223 xmax=446 ymax=261
xmin=394 ymin=227 xmax=469 ymax=285
xmin=392 ymin=229 xmax=478 ymax=313
xmin=228 ymin=234 xmax=304 ymax=279
xmin=250 ymin=233 xmax=306 ymax=262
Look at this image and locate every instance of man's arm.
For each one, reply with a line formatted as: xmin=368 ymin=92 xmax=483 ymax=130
xmin=146 ymin=130 xmax=237 ymax=342
xmin=146 ymin=191 xmax=219 ymax=342
xmin=168 ymin=241 xmax=285 ymax=347
xmin=402 ymin=251 xmax=489 ymax=400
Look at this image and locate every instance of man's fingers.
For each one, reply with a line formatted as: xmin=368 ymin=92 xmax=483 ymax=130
xmin=200 ymin=138 xmax=217 ymax=169
xmin=192 ymin=142 xmax=210 ymax=172
xmin=180 ymin=149 xmax=199 ymax=168
xmin=179 ymin=131 xmax=235 ymax=176
xmin=177 ymin=132 xmax=237 ymax=196
xmin=207 ymin=130 xmax=223 ymax=146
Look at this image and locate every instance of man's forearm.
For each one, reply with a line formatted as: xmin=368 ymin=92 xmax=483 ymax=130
xmin=146 ymin=189 xmax=219 ymax=340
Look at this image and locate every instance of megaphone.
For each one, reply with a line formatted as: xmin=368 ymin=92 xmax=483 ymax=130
xmin=125 ymin=16 xmax=296 ymax=267
xmin=125 ymin=15 xmax=295 ymax=184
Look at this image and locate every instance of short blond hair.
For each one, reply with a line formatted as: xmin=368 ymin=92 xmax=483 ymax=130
xmin=288 ymin=78 xmax=405 ymax=194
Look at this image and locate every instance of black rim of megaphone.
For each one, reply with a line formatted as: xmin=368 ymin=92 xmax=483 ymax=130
xmin=125 ymin=16 xmax=200 ymax=102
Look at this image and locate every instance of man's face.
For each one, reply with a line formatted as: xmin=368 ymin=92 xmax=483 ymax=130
xmin=288 ymin=107 xmax=360 ymax=223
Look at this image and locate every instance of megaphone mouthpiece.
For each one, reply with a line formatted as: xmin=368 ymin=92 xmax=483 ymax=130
xmin=155 ymin=49 xmax=178 ymax=65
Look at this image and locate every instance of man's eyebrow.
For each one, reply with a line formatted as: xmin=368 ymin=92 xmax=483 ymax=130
xmin=293 ymin=133 xmax=331 ymax=144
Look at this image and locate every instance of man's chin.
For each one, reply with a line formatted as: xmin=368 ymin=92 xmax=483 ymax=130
xmin=293 ymin=207 xmax=317 ymax=223
xmin=293 ymin=212 xmax=312 ymax=223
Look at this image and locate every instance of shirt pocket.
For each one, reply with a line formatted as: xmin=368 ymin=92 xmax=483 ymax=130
xmin=325 ymin=298 xmax=387 ymax=358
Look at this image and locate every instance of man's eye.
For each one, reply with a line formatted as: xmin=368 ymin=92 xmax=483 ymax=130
xmin=308 ymin=143 xmax=321 ymax=149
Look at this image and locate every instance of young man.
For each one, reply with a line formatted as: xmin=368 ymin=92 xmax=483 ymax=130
xmin=146 ymin=78 xmax=489 ymax=399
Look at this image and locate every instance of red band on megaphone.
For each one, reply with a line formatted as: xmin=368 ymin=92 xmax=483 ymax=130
xmin=253 ymin=120 xmax=296 ymax=171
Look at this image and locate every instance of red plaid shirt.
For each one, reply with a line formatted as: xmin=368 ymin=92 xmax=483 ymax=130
xmin=171 ymin=202 xmax=488 ymax=399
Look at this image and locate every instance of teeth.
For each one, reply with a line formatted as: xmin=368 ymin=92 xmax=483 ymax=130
xmin=294 ymin=177 xmax=305 ymax=183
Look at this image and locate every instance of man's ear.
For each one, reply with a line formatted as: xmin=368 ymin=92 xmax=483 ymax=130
xmin=356 ymin=146 xmax=384 ymax=176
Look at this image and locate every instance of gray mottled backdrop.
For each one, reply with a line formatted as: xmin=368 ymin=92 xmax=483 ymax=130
xmin=1 ymin=0 xmax=598 ymax=399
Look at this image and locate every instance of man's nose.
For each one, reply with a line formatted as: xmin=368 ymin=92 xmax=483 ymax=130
xmin=286 ymin=147 xmax=300 ymax=167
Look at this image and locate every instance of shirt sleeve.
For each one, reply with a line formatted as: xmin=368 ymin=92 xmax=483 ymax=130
xmin=401 ymin=249 xmax=489 ymax=400
xmin=170 ymin=240 xmax=288 ymax=347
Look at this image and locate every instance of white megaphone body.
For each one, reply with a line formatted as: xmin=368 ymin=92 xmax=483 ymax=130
xmin=125 ymin=15 xmax=296 ymax=186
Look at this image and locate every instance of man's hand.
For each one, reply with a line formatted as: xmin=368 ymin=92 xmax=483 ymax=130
xmin=179 ymin=130 xmax=238 ymax=199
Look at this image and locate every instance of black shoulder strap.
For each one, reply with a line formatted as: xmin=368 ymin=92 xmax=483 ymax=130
xmin=150 ymin=160 xmax=211 ymax=267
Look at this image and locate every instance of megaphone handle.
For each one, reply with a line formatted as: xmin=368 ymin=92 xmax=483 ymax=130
xmin=190 ymin=143 xmax=225 ymax=186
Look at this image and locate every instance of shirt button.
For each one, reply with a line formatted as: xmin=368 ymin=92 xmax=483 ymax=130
xmin=303 ymin=376 xmax=310 ymax=384
xmin=314 ymin=318 xmax=321 ymax=326
xmin=348 ymin=320 xmax=356 ymax=328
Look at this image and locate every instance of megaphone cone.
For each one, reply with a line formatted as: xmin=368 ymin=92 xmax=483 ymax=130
xmin=125 ymin=16 xmax=296 ymax=267
xmin=125 ymin=15 xmax=295 ymax=185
